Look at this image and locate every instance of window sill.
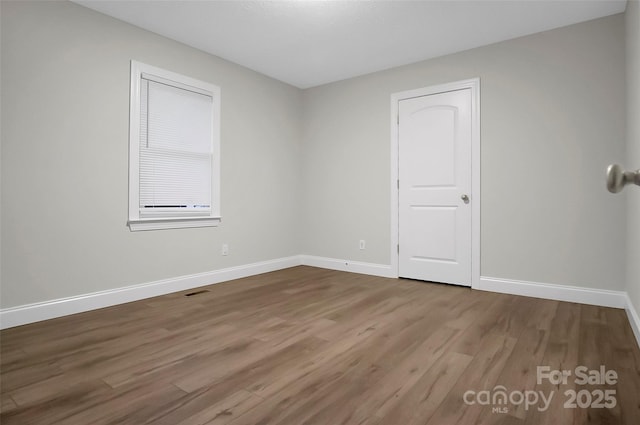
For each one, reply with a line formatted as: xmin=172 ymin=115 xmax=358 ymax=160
xmin=128 ymin=216 xmax=221 ymax=231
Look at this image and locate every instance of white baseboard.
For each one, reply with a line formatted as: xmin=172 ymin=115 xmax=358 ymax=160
xmin=625 ymin=294 xmax=640 ymax=349
xmin=0 ymin=256 xmax=302 ymax=330
xmin=478 ymin=276 xmax=627 ymax=309
xmin=299 ymin=255 xmax=395 ymax=278
xmin=3 ymin=257 xmax=638 ymax=351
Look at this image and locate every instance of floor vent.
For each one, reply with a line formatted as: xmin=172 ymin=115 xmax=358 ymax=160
xmin=184 ymin=290 xmax=210 ymax=297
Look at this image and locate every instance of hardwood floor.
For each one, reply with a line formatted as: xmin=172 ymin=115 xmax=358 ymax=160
xmin=1 ymin=266 xmax=639 ymax=424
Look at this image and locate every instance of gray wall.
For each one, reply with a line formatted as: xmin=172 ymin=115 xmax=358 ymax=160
xmin=0 ymin=1 xmax=630 ymax=310
xmin=1 ymin=1 xmax=302 ymax=308
xmin=626 ymin=1 xmax=640 ymax=315
xmin=301 ymin=14 xmax=627 ymax=290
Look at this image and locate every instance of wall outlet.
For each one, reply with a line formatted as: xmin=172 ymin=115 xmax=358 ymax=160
xmin=222 ymin=244 xmax=229 ymax=256
xmin=359 ymin=240 xmax=366 ymax=250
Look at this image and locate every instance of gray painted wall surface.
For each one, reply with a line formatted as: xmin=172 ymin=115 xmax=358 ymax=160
xmin=626 ymin=1 xmax=640 ymax=317
xmin=302 ymin=14 xmax=626 ymax=290
xmin=0 ymin=1 xmax=630 ymax=309
xmin=1 ymin=1 xmax=302 ymax=307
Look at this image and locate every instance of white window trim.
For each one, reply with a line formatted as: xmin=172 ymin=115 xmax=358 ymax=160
xmin=128 ymin=61 xmax=221 ymax=231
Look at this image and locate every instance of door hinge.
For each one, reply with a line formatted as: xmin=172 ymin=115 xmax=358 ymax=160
xmin=397 ymin=244 xmax=399 ymax=254
xmin=397 ymin=179 xmax=399 ymax=189
xmin=397 ymin=115 xmax=399 ymax=125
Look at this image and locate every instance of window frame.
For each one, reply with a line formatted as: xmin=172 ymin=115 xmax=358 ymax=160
xmin=128 ymin=60 xmax=221 ymax=231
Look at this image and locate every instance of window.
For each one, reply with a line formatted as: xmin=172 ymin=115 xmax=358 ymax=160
xmin=128 ymin=61 xmax=221 ymax=231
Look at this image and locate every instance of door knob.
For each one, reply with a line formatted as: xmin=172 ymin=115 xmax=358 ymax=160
xmin=606 ymin=164 xmax=640 ymax=193
xmin=461 ymin=194 xmax=470 ymax=204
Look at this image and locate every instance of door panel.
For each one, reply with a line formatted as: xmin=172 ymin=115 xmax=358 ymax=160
xmin=406 ymin=206 xmax=457 ymax=261
xmin=406 ymin=106 xmax=457 ymax=187
xmin=398 ymin=88 xmax=472 ymax=286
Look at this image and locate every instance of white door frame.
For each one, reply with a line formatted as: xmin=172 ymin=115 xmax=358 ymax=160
xmin=390 ymin=78 xmax=481 ymax=289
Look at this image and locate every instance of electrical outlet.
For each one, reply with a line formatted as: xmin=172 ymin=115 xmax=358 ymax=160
xmin=222 ymin=244 xmax=229 ymax=256
xmin=359 ymin=240 xmax=366 ymax=250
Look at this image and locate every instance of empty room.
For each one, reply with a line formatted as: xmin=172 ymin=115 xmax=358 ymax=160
xmin=1 ymin=0 xmax=640 ymax=424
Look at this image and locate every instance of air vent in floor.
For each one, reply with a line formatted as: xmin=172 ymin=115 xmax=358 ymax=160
xmin=184 ymin=289 xmax=210 ymax=297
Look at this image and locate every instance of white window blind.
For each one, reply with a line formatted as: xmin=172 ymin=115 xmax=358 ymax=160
xmin=139 ymin=78 xmax=214 ymax=216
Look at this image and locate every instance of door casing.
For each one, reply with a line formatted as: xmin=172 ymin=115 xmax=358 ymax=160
xmin=390 ymin=78 xmax=481 ymax=289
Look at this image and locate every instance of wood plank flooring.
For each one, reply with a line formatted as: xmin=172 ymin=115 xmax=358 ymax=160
xmin=1 ymin=266 xmax=639 ymax=424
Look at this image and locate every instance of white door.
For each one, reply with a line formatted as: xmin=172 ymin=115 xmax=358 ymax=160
xmin=398 ymin=88 xmax=472 ymax=286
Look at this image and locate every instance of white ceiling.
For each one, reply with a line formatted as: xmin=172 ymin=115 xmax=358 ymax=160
xmin=74 ymin=0 xmax=627 ymax=89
